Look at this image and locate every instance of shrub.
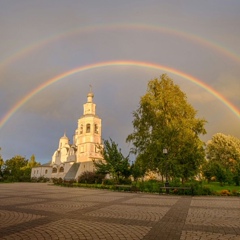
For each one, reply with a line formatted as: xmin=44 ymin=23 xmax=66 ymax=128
xmin=102 ymin=178 xmax=116 ymax=185
xmin=220 ymin=189 xmax=231 ymax=196
xmin=200 ymin=186 xmax=213 ymax=195
xmin=137 ymin=180 xmax=160 ymax=193
xmin=78 ymin=171 xmax=105 ymax=184
xmin=118 ymin=178 xmax=132 ymax=185
xmin=63 ymin=179 xmax=76 ymax=187
xmin=52 ymin=177 xmax=58 ymax=184
xmin=31 ymin=177 xmax=38 ymax=182
xmin=231 ymin=189 xmax=240 ymax=196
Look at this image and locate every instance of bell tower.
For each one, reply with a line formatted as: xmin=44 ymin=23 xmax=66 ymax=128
xmin=74 ymin=88 xmax=102 ymax=163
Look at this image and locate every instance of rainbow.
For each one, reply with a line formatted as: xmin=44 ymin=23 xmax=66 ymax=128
xmin=0 ymin=60 xmax=239 ymax=129
xmin=1 ymin=23 xmax=240 ymax=72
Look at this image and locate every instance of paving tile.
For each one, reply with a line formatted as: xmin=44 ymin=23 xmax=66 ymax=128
xmin=0 ymin=183 xmax=239 ymax=240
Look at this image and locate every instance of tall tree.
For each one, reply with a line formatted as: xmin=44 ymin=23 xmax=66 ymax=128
xmin=93 ymin=139 xmax=130 ymax=183
xmin=206 ymin=133 xmax=240 ymax=185
xmin=0 ymin=148 xmax=4 ymax=178
xmin=126 ymin=74 xmax=206 ymax=182
xmin=4 ymin=155 xmax=28 ymax=181
xmin=21 ymin=154 xmax=40 ymax=179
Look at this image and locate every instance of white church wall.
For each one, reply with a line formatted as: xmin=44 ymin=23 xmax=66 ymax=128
xmin=31 ymin=166 xmax=52 ymax=179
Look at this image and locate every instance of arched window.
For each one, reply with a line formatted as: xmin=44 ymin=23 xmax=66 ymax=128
xmin=86 ymin=124 xmax=91 ymax=133
xmin=45 ymin=169 xmax=48 ymax=174
xmin=80 ymin=124 xmax=83 ymax=134
xmin=59 ymin=167 xmax=64 ymax=172
xmin=52 ymin=168 xmax=57 ymax=173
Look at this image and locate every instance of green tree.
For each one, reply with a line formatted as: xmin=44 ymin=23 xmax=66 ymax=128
xmin=21 ymin=154 xmax=40 ymax=181
xmin=202 ymin=160 xmax=215 ymax=183
xmin=126 ymin=74 xmax=206 ymax=182
xmin=206 ymin=133 xmax=240 ymax=185
xmin=93 ymin=139 xmax=130 ymax=183
xmin=131 ymin=156 xmax=148 ymax=181
xmin=0 ymin=148 xmax=4 ymax=178
xmin=4 ymin=155 xmax=28 ymax=181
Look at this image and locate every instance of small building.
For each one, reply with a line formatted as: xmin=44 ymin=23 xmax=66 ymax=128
xmin=31 ymin=89 xmax=103 ymax=181
xmin=31 ymin=163 xmax=52 ymax=179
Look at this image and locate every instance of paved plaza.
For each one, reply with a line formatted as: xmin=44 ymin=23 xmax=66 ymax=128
xmin=0 ymin=183 xmax=239 ymax=240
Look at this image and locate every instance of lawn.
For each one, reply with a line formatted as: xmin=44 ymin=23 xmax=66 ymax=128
xmin=203 ymin=181 xmax=240 ymax=193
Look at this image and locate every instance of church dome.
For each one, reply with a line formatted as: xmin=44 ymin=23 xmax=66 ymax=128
xmin=87 ymin=92 xmax=94 ymax=98
xmin=59 ymin=133 xmax=69 ymax=149
xmin=87 ymin=92 xmax=94 ymax=103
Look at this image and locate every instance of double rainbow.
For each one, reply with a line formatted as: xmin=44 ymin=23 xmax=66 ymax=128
xmin=0 ymin=60 xmax=239 ymax=130
xmin=1 ymin=23 xmax=240 ymax=72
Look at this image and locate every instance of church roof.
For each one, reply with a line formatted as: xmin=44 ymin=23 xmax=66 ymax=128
xmin=60 ymin=133 xmax=68 ymax=139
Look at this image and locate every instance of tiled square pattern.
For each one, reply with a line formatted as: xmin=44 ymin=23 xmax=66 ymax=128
xmin=0 ymin=183 xmax=239 ymax=240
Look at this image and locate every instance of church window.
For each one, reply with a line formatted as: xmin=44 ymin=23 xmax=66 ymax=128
xmin=81 ymin=146 xmax=84 ymax=153
xmin=86 ymin=124 xmax=91 ymax=133
xmin=52 ymin=168 xmax=57 ymax=173
xmin=95 ymin=145 xmax=99 ymax=153
xmin=45 ymin=169 xmax=48 ymax=174
xmin=80 ymin=124 xmax=83 ymax=134
xmin=94 ymin=124 xmax=98 ymax=134
xmin=59 ymin=167 xmax=64 ymax=172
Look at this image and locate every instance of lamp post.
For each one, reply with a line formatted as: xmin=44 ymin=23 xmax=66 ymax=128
xmin=163 ymin=148 xmax=169 ymax=193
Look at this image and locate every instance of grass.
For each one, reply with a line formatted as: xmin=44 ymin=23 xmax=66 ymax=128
xmin=203 ymin=181 xmax=240 ymax=193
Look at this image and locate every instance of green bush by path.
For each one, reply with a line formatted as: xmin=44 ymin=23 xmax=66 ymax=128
xmin=52 ymin=179 xmax=240 ymax=196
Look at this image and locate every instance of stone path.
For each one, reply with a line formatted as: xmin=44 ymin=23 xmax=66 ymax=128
xmin=0 ymin=183 xmax=239 ymax=240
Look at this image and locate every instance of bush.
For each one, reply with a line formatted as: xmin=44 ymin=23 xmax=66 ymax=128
xmin=31 ymin=177 xmax=38 ymax=182
xmin=118 ymin=178 xmax=132 ymax=185
xmin=199 ymin=186 xmax=213 ymax=195
xmin=19 ymin=175 xmax=31 ymax=182
xmin=63 ymin=179 xmax=76 ymax=187
xmin=137 ymin=180 xmax=160 ymax=193
xmin=102 ymin=178 xmax=116 ymax=185
xmin=78 ymin=171 xmax=105 ymax=184
xmin=52 ymin=177 xmax=59 ymax=184
xmin=231 ymin=189 xmax=239 ymax=196
xmin=220 ymin=189 xmax=231 ymax=196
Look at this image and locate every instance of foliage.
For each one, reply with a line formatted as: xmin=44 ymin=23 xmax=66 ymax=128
xmin=78 ymin=171 xmax=105 ymax=184
xmin=203 ymin=181 xmax=239 ymax=193
xmin=127 ymin=74 xmax=206 ymax=182
xmin=1 ymin=154 xmax=40 ymax=182
xmin=93 ymin=138 xmax=131 ymax=183
xmin=21 ymin=155 xmax=40 ymax=169
xmin=0 ymin=147 xmax=4 ymax=178
xmin=130 ymin=157 xmax=147 ymax=181
xmin=102 ymin=178 xmax=116 ymax=185
xmin=206 ymin=133 xmax=240 ymax=185
xmin=31 ymin=176 xmax=50 ymax=183
xmin=3 ymin=155 xmax=28 ymax=181
xmin=219 ymin=189 xmax=231 ymax=196
xmin=118 ymin=178 xmax=132 ymax=185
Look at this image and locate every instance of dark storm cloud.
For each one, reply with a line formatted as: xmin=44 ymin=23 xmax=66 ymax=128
xmin=0 ymin=0 xmax=239 ymax=163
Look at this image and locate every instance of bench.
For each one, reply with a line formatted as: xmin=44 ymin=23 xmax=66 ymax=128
xmin=159 ymin=186 xmax=193 ymax=195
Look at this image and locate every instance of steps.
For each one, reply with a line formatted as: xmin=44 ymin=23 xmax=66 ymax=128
xmin=64 ymin=163 xmax=80 ymax=181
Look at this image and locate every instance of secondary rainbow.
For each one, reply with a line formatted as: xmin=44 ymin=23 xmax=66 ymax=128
xmin=0 ymin=60 xmax=239 ymax=129
xmin=1 ymin=23 xmax=240 ymax=72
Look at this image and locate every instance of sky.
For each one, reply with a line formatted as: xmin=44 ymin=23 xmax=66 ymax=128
xmin=0 ymin=0 xmax=239 ymax=164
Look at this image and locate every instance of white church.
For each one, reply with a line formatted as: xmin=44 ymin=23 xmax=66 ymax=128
xmin=31 ymin=89 xmax=103 ymax=181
